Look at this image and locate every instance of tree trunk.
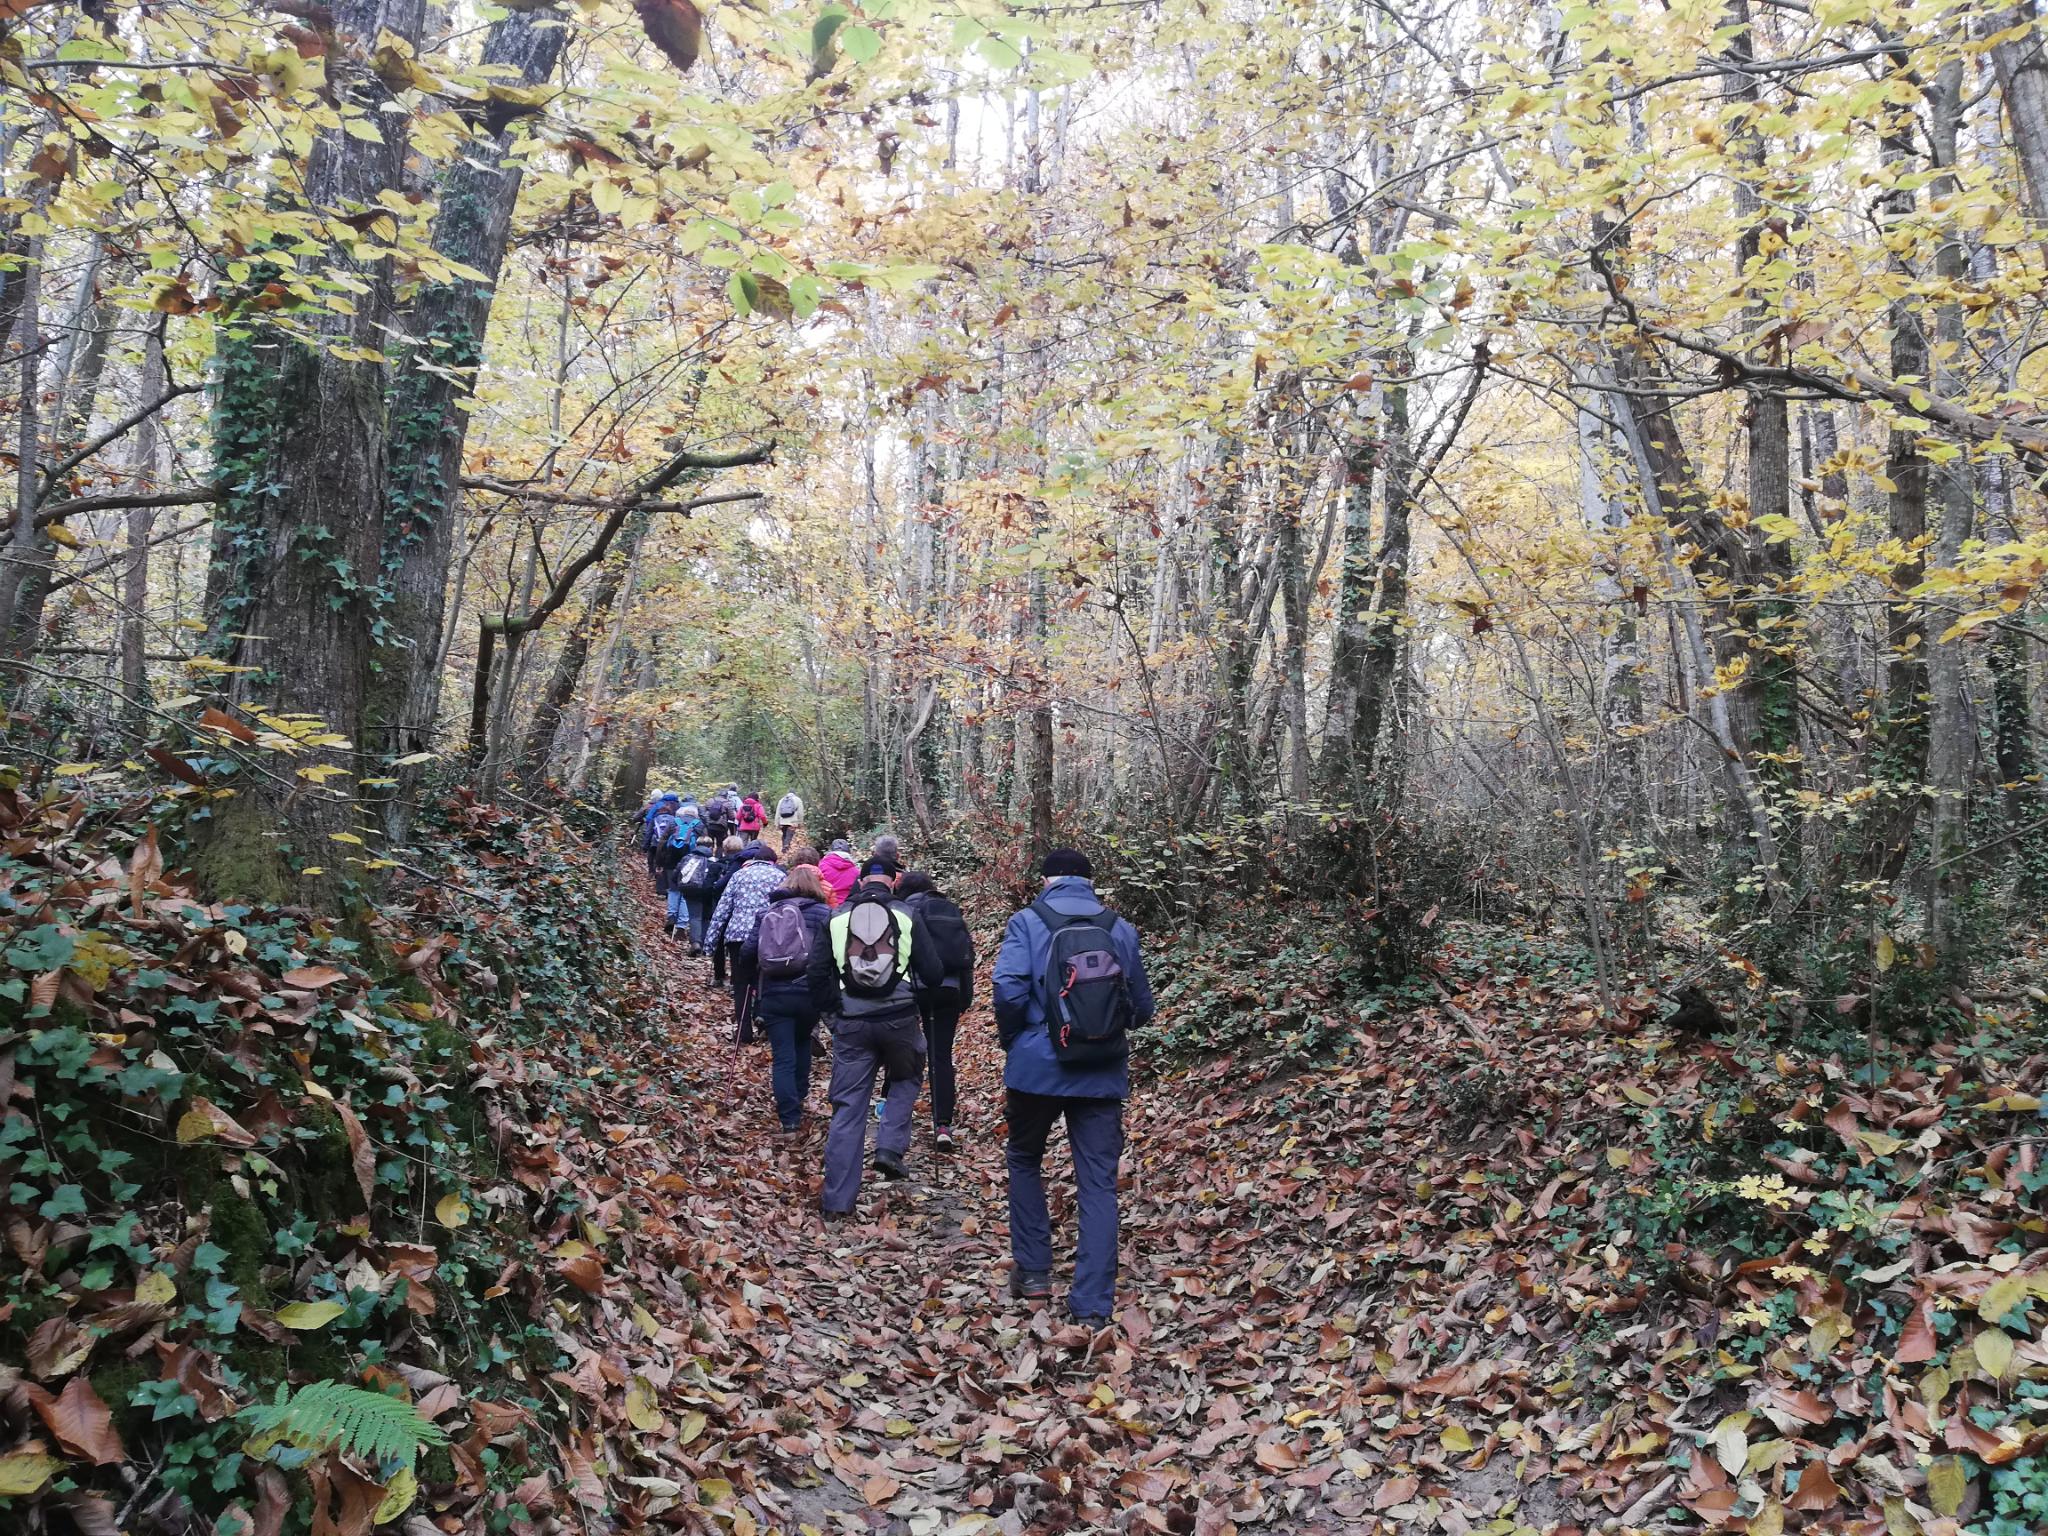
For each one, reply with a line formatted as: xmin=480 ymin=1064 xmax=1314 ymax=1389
xmin=1866 ymin=41 xmax=1933 ymax=885
xmin=0 ymin=230 xmax=47 ymax=657
xmin=1925 ymin=59 xmax=1977 ymax=958
xmin=196 ymin=0 xmax=425 ymax=902
xmin=1991 ymin=4 xmax=2048 ymax=221
xmin=1728 ymin=0 xmax=1803 ymax=862
xmin=121 ymin=328 xmax=167 ymax=724
xmin=521 ymin=507 xmax=651 ymax=774
xmin=370 ymin=9 xmax=571 ymax=773
xmin=1275 ymin=464 xmax=1313 ymax=808
xmin=12 ymin=285 xmax=118 ymax=654
xmin=613 ymin=646 xmax=658 ymax=810
xmin=1350 ymin=370 xmax=1414 ymax=805
xmin=560 ymin=528 xmax=643 ymax=791
xmin=1318 ymin=407 xmax=1379 ymax=800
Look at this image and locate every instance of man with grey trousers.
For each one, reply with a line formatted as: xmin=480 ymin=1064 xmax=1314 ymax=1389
xmin=992 ymin=849 xmax=1154 ymax=1328
xmin=809 ymin=863 xmax=946 ymax=1217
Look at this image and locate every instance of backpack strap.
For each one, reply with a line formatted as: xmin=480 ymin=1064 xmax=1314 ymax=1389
xmin=1031 ymin=900 xmax=1117 ymax=936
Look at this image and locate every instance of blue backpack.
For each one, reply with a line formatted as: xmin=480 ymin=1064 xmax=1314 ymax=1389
xmin=668 ymin=816 xmax=701 ymax=851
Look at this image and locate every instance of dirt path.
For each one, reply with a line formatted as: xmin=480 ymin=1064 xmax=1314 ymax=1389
xmin=607 ymin=871 xmax=1591 ymax=1536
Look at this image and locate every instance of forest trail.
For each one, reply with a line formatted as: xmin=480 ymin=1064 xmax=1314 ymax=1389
xmin=604 ymin=868 xmax=1598 ymax=1536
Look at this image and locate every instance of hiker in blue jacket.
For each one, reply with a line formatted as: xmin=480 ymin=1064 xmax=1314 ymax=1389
xmin=668 ymin=834 xmax=720 ymax=953
xmin=641 ymin=792 xmax=679 ymax=876
xmin=991 ymin=848 xmax=1154 ymax=1328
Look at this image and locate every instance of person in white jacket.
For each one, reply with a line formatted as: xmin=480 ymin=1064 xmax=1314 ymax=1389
xmin=774 ymin=791 xmax=805 ymax=853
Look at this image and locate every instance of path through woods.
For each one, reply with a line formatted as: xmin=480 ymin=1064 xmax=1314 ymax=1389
xmin=608 ymin=868 xmax=1625 ymax=1536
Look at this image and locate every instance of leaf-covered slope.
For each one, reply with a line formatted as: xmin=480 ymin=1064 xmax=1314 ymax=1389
xmin=0 ymin=782 xmax=732 ymax=1532
xmin=4 ymin=784 xmax=2042 ymax=1535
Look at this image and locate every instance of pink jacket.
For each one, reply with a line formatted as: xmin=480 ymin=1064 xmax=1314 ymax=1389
xmin=817 ymin=851 xmax=859 ymax=907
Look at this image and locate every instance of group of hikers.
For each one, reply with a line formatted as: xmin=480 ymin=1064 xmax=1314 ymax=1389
xmin=634 ymin=788 xmax=1155 ymax=1326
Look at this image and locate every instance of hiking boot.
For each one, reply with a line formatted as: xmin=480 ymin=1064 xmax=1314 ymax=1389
xmin=1008 ymin=1269 xmax=1052 ymax=1301
xmin=872 ymin=1149 xmax=908 ymax=1181
xmin=934 ymin=1126 xmax=954 ymax=1153
xmin=1071 ymin=1314 xmax=1111 ymax=1331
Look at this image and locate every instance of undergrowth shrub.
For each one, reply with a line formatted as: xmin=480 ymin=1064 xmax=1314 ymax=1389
xmin=0 ymin=771 xmax=659 ymax=1529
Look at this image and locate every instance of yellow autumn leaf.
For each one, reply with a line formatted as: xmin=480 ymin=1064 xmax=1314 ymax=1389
xmin=435 ymin=1193 xmax=470 ymax=1229
xmin=1977 ymin=1274 xmax=2028 ymax=1323
xmin=136 ymin=1270 xmax=179 ymax=1306
xmin=676 ymin=1410 xmax=707 ymax=1445
xmin=274 ymin=1300 xmax=346 ymax=1330
xmin=1981 ymin=1091 xmax=2042 ymax=1112
xmin=373 ymin=1465 xmax=418 ymax=1523
xmin=1440 ymin=1423 xmax=1474 ymax=1453
xmin=1974 ymin=1325 xmax=2015 ymax=1381
xmin=1926 ymin=1456 xmax=1968 ymax=1518
xmin=626 ymin=1375 xmax=663 ymax=1432
xmin=0 ymin=1450 xmax=61 ymax=1496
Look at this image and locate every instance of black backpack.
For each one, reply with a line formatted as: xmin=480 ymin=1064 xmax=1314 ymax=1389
xmin=1031 ymin=900 xmax=1134 ymax=1067
xmin=916 ymin=894 xmax=974 ymax=986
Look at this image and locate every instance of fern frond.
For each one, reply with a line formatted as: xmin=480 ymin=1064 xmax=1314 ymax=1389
xmin=239 ymin=1380 xmax=449 ymax=1463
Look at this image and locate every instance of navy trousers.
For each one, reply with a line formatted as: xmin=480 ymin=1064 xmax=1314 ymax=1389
xmin=758 ymin=994 xmax=819 ymax=1129
xmin=1005 ymin=1089 xmax=1123 ymax=1318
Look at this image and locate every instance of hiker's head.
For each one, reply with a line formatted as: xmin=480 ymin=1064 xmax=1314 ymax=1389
xmin=871 ymin=833 xmax=900 ymax=865
xmin=782 ymin=865 xmax=829 ymax=902
xmin=721 ymin=835 xmax=744 ymax=855
xmin=788 ymin=845 xmax=821 ymax=869
xmin=694 ymin=836 xmax=715 ymax=854
xmin=745 ymin=840 xmax=778 ymax=862
xmin=858 ymin=861 xmax=899 ymax=891
xmin=1041 ymin=848 xmax=1092 ymax=886
xmin=828 ymin=838 xmax=852 ymax=854
xmin=896 ymin=871 xmax=936 ymax=898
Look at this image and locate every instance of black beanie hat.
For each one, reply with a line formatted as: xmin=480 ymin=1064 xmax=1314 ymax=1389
xmin=1041 ymin=848 xmax=1091 ymax=878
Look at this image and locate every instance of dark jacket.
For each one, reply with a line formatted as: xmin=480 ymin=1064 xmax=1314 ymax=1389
xmin=706 ymin=851 xmax=743 ymax=906
xmin=673 ymin=842 xmax=720 ymax=897
xmin=653 ymin=824 xmax=699 ymax=889
xmin=903 ymin=890 xmax=975 ymax=1006
xmin=743 ymin=890 xmax=832 ymax=1010
xmin=992 ymin=877 xmax=1153 ymax=1099
xmin=807 ymin=881 xmax=945 ymax=1022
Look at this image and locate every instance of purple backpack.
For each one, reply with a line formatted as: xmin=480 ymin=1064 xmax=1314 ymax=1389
xmin=1030 ymin=901 xmax=1134 ymax=1067
xmin=756 ymin=901 xmax=812 ymax=981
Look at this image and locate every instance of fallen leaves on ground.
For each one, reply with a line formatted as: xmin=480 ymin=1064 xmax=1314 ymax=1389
xmin=2 ymin=781 xmax=2042 ymax=1536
